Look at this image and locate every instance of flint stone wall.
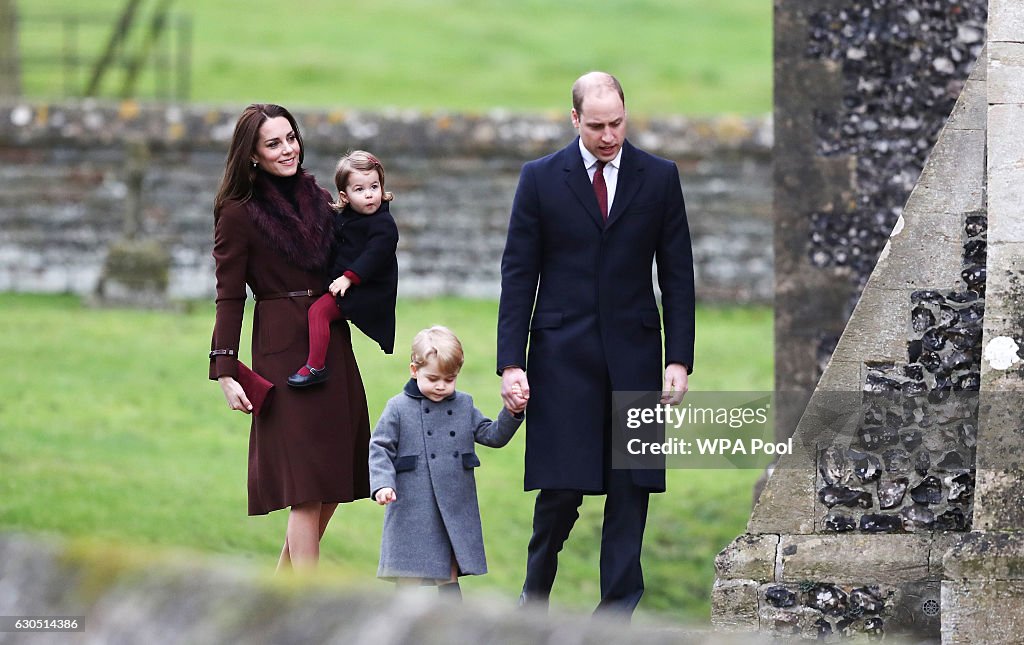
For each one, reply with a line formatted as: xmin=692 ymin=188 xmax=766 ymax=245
xmin=712 ymin=27 xmax=990 ymax=643
xmin=774 ymin=0 xmax=989 ymax=440
xmin=0 ymin=101 xmax=771 ymax=303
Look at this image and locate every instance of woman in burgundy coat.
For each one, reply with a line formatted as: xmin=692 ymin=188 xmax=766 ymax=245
xmin=209 ymin=103 xmax=371 ymax=570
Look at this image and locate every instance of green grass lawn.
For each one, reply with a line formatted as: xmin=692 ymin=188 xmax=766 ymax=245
xmin=15 ymin=0 xmax=771 ymax=116
xmin=0 ymin=293 xmax=771 ymax=624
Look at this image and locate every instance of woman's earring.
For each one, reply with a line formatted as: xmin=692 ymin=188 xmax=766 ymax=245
xmin=251 ymin=161 xmax=257 ymax=168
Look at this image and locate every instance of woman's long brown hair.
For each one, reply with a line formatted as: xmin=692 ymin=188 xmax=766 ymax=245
xmin=213 ymin=103 xmax=305 ymax=220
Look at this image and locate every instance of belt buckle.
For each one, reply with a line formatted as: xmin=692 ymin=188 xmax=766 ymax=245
xmin=306 ymin=289 xmax=314 ymax=297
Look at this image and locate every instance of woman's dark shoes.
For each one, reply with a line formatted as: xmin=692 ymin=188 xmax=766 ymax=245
xmin=287 ymin=365 xmax=329 ymax=388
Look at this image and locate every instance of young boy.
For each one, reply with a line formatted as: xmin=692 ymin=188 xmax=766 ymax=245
xmin=368 ymin=326 xmax=525 ymax=599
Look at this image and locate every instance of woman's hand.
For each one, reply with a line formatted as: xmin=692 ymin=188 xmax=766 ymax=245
xmin=375 ymin=487 xmax=397 ymax=505
xmin=329 ymin=275 xmax=352 ymax=297
xmin=219 ymin=376 xmax=253 ymax=413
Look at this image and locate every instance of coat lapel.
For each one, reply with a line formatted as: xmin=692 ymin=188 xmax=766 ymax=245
xmin=561 ymin=139 xmax=645 ymax=231
xmin=561 ymin=140 xmax=606 ymax=230
xmin=606 ymin=140 xmax=644 ymax=230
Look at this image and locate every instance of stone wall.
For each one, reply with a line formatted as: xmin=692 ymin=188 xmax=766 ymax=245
xmin=717 ymin=0 xmax=1024 ymax=639
xmin=0 ymin=532 xmax=751 ymax=645
xmin=712 ymin=39 xmax=989 ymax=642
xmin=774 ymin=0 xmax=989 ymax=440
xmin=0 ymin=101 xmax=771 ymax=303
xmin=941 ymin=1 xmax=1024 ymax=640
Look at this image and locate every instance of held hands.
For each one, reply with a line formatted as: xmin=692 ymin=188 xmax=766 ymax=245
xmin=375 ymin=487 xmax=397 ymax=505
xmin=218 ymin=376 xmax=253 ymax=414
xmin=329 ymin=275 xmax=353 ymax=297
xmin=661 ymin=363 xmax=690 ymax=405
xmin=501 ymin=367 xmax=530 ymax=414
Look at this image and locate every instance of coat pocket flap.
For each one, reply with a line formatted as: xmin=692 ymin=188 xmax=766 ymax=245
xmin=395 ymin=455 xmax=418 ymax=472
xmin=641 ymin=310 xmax=662 ymax=329
xmin=462 ymin=453 xmax=481 ymax=469
xmin=530 ymin=312 xmax=564 ymax=330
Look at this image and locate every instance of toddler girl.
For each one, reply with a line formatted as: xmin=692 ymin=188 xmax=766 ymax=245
xmin=288 ymin=150 xmax=399 ymax=387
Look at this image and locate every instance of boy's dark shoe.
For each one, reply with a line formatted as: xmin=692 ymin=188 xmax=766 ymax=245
xmin=438 ymin=582 xmax=462 ymax=603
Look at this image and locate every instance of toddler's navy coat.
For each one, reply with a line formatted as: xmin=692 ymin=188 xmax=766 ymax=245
xmin=327 ymin=201 xmax=399 ymax=353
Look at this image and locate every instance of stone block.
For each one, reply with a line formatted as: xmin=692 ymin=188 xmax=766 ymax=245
xmin=867 ymin=209 xmax=964 ymax=291
xmin=988 ymin=105 xmax=1024 ymax=243
xmin=972 ymin=469 xmax=1024 ymax=531
xmin=971 ymin=46 xmax=989 ymax=81
xmin=988 ymin=42 xmax=1024 ymax=104
xmin=943 ymin=532 xmax=1024 ymax=580
xmin=905 ymin=127 xmax=986 ymax=216
xmin=975 ymin=360 xmax=1024 ymax=532
xmin=942 ymin=580 xmax=1024 ymax=645
xmin=710 ymin=579 xmax=760 ymax=631
xmin=985 ymin=242 xmax=1024 ymax=307
xmin=946 ymin=78 xmax=987 ymax=131
xmin=93 ymin=238 xmax=173 ymax=309
xmin=714 ymin=534 xmax=779 ymax=582
xmin=930 ymin=532 xmax=961 ymax=580
xmin=777 ymin=535 xmax=931 ymax=584
xmin=979 ymin=245 xmax=1024 ymax=381
xmin=756 ymin=600 xmax=821 ymax=641
xmin=989 ymin=0 xmax=1024 ymax=44
xmin=748 ymin=456 xmax=816 ymax=535
xmin=830 ymin=287 xmax=915 ymax=365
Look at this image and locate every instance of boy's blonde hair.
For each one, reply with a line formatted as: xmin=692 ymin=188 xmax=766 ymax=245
xmin=411 ymin=326 xmax=464 ymax=375
xmin=333 ymin=149 xmax=394 ymax=209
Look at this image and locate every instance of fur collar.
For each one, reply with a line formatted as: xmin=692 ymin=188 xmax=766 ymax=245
xmin=246 ymin=170 xmax=335 ymax=272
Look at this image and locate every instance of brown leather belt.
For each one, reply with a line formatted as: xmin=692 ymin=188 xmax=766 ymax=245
xmin=255 ymin=289 xmax=323 ymax=301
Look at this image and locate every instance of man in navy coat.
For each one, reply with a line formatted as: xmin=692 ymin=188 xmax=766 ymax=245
xmin=498 ymin=71 xmax=695 ymax=615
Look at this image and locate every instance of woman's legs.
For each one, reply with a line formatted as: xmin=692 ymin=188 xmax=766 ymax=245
xmin=276 ymin=501 xmax=339 ymax=572
xmin=295 ymin=294 xmax=343 ymax=377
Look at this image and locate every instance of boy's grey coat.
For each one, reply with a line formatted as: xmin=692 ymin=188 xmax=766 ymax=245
xmin=369 ymin=379 xmax=523 ymax=580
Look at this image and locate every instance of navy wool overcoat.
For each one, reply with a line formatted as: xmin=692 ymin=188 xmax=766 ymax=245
xmin=497 ymin=138 xmax=695 ymax=493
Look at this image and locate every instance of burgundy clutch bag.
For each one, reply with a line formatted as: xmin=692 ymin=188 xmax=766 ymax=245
xmin=236 ymin=362 xmax=275 ymax=416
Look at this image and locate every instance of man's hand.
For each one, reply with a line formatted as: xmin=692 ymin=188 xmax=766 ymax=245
xmin=661 ymin=363 xmax=689 ymax=405
xmin=501 ymin=367 xmax=530 ymax=413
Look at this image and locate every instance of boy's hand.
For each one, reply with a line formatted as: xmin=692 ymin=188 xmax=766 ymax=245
xmin=505 ymin=382 xmax=527 ymax=414
xmin=375 ymin=487 xmax=397 ymax=505
xmin=329 ymin=275 xmax=353 ymax=297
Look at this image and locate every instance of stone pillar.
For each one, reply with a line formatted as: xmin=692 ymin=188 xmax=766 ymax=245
xmin=773 ymin=0 xmax=988 ymax=442
xmin=941 ymin=2 xmax=1024 ymax=642
xmin=94 ymin=138 xmax=172 ymax=308
xmin=714 ymin=37 xmax=989 ymax=641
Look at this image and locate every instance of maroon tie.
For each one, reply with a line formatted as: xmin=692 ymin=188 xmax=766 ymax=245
xmin=593 ymin=160 xmax=608 ymax=221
